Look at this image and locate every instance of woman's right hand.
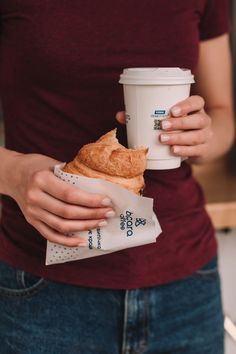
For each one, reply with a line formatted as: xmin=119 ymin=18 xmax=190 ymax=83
xmin=6 ymin=153 xmax=115 ymax=247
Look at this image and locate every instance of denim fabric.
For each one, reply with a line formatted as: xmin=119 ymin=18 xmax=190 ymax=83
xmin=0 ymin=257 xmax=223 ymax=354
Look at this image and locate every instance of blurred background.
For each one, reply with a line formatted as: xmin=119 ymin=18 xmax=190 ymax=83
xmin=192 ymin=9 xmax=236 ymax=351
xmin=192 ymin=0 xmax=236 ymax=232
xmin=0 ymin=1 xmax=236 ymax=353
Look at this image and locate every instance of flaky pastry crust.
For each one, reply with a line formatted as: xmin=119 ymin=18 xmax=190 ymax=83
xmin=63 ymin=129 xmax=148 ymax=194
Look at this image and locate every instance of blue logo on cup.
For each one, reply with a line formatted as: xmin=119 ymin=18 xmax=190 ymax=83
xmin=154 ymin=110 xmax=166 ymax=115
xmin=151 ymin=109 xmax=167 ymax=118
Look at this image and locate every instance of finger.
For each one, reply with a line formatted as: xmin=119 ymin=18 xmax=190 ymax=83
xmin=30 ymin=170 xmax=113 ymax=207
xmin=171 ymin=144 xmax=208 ymax=158
xmin=160 ymin=129 xmax=209 ymax=146
xmin=32 ymin=190 xmax=115 ymax=220
xmin=161 ymin=113 xmax=211 ymax=131
xmin=31 ymin=207 xmax=108 ymax=234
xmin=116 ymin=111 xmax=126 ymax=124
xmin=171 ymin=95 xmax=205 ymax=117
xmin=31 ymin=219 xmax=88 ymax=247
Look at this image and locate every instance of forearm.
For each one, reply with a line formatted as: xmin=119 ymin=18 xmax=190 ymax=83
xmin=0 ymin=146 xmax=22 ymax=196
xmin=191 ymin=106 xmax=235 ymax=165
xmin=189 ymin=35 xmax=235 ymax=165
xmin=0 ymin=146 xmax=114 ymax=247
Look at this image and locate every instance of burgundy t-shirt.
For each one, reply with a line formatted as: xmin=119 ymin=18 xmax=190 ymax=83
xmin=0 ymin=0 xmax=229 ymax=288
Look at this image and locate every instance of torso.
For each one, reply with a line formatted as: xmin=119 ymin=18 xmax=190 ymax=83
xmin=0 ymin=1 xmax=217 ymax=288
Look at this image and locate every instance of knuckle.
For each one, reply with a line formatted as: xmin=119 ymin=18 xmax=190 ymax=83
xmin=40 ymin=170 xmax=52 ymax=180
xmin=88 ymin=208 xmax=104 ymax=220
xmin=178 ymin=118 xmax=186 ymax=129
xmin=196 ymin=130 xmax=204 ymax=142
xmin=198 ymin=96 xmax=205 ymax=107
xmin=200 ymin=131 xmax=206 ymax=144
xmin=88 ymin=195 xmax=101 ymax=207
xmin=63 ymin=188 xmax=75 ymax=203
xmin=194 ymin=131 xmax=203 ymax=144
xmin=25 ymin=215 xmax=33 ymax=225
xmin=72 ymin=223 xmax=85 ymax=232
xmin=177 ymin=148 xmax=185 ymax=156
xmin=193 ymin=95 xmax=205 ymax=108
xmin=91 ymin=200 xmax=100 ymax=208
xmin=35 ymin=224 xmax=53 ymax=242
xmin=31 ymin=171 xmax=43 ymax=186
xmin=25 ymin=189 xmax=37 ymax=204
xmin=172 ymin=146 xmax=181 ymax=156
xmin=45 ymin=228 xmax=61 ymax=242
xmin=198 ymin=114 xmax=206 ymax=127
xmin=44 ymin=233 xmax=55 ymax=243
xmin=182 ymin=98 xmax=193 ymax=112
xmin=25 ymin=205 xmax=34 ymax=217
xmin=60 ymin=206 xmax=72 ymax=219
xmin=54 ymin=221 xmax=67 ymax=233
xmin=186 ymin=102 xmax=194 ymax=112
xmin=209 ymin=130 xmax=214 ymax=140
xmin=77 ymin=224 xmax=88 ymax=232
xmin=85 ymin=220 xmax=99 ymax=230
xmin=93 ymin=208 xmax=104 ymax=219
xmin=73 ymin=221 xmax=89 ymax=232
xmin=204 ymin=129 xmax=210 ymax=142
xmin=176 ymin=133 xmax=184 ymax=144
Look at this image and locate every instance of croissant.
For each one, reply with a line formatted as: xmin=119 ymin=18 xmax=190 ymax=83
xmin=63 ymin=129 xmax=148 ymax=194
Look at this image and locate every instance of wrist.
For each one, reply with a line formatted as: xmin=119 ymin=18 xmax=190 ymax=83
xmin=0 ymin=147 xmax=24 ymax=197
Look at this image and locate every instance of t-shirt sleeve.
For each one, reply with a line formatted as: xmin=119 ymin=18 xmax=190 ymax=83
xmin=199 ymin=0 xmax=230 ymax=41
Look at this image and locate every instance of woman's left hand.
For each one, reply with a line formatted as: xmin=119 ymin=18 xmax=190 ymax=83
xmin=116 ymin=95 xmax=214 ymax=164
xmin=159 ymin=95 xmax=213 ymax=163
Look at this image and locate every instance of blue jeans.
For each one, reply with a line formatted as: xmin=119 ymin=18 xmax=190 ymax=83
xmin=0 ymin=257 xmax=223 ymax=354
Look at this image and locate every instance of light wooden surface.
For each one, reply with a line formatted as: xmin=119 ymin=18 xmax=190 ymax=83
xmin=193 ymin=157 xmax=236 ymax=230
xmin=206 ymin=202 xmax=236 ymax=229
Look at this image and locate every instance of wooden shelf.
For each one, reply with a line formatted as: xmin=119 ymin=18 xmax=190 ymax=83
xmin=193 ymin=157 xmax=236 ymax=230
xmin=206 ymin=202 xmax=236 ymax=229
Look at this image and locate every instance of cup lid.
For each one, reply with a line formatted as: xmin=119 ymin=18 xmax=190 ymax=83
xmin=119 ymin=67 xmax=195 ymax=85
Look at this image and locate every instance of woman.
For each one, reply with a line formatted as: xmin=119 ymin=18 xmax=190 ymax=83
xmin=0 ymin=1 xmax=234 ymax=353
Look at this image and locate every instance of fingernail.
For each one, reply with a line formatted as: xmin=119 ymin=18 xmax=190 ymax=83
xmin=98 ymin=220 xmax=108 ymax=227
xmin=77 ymin=242 xmax=87 ymax=247
xmin=160 ymin=134 xmax=170 ymax=142
xmin=105 ymin=210 xmax=116 ymax=218
xmin=173 ymin=146 xmax=180 ymax=153
xmin=171 ymin=106 xmax=181 ymax=116
xmin=162 ymin=120 xmax=172 ymax=129
xmin=101 ymin=198 xmax=112 ymax=207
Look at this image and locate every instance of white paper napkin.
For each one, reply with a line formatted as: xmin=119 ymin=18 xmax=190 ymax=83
xmin=45 ymin=164 xmax=162 ymax=265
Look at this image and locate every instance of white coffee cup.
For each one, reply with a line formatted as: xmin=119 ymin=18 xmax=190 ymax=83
xmin=119 ymin=67 xmax=195 ymax=170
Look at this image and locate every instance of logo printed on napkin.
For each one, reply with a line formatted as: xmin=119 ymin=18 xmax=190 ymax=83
xmin=120 ymin=211 xmax=146 ymax=237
